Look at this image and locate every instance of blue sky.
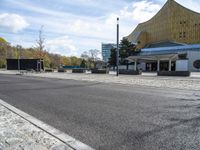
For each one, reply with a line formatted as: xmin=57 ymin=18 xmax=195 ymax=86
xmin=0 ymin=0 xmax=200 ymax=57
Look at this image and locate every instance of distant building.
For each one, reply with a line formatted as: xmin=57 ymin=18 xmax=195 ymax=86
xmin=102 ymin=43 xmax=116 ymax=62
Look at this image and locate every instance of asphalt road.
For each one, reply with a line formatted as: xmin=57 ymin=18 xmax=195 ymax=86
xmin=0 ymin=74 xmax=200 ymax=150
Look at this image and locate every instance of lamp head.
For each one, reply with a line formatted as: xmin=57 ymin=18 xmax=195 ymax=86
xmin=117 ymin=17 xmax=119 ymax=24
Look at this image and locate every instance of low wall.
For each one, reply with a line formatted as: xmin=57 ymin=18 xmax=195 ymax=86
xmin=157 ymin=71 xmax=191 ymax=77
xmin=119 ymin=69 xmax=142 ymax=75
xmin=91 ymin=69 xmax=107 ymax=74
xmin=58 ymin=68 xmax=66 ymax=72
xmin=45 ymin=69 xmax=54 ymax=72
xmin=72 ymin=69 xmax=86 ymax=73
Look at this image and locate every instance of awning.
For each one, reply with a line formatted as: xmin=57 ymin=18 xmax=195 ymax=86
xmin=126 ymin=53 xmax=179 ymax=62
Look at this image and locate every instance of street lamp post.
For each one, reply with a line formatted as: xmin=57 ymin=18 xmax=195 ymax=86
xmin=5 ymin=44 xmax=8 ymax=70
xmin=116 ymin=17 xmax=119 ymax=76
xmin=17 ymin=46 xmax=21 ymax=73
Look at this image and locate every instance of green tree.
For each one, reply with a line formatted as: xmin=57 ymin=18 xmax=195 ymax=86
xmin=108 ymin=38 xmax=138 ymax=69
xmin=43 ymin=55 xmax=51 ymax=68
xmin=119 ymin=38 xmax=138 ymax=69
xmin=119 ymin=38 xmax=137 ymax=62
xmin=108 ymin=48 xmax=117 ymax=68
xmin=80 ymin=59 xmax=87 ymax=68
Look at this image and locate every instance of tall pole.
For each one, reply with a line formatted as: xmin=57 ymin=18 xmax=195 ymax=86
xmin=18 ymin=51 xmax=20 ymax=73
xmin=18 ymin=58 xmax=20 ymax=72
xmin=17 ymin=46 xmax=21 ymax=73
xmin=5 ymin=44 xmax=8 ymax=70
xmin=116 ymin=17 xmax=119 ymax=76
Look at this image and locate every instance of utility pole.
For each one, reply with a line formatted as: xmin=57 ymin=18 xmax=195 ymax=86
xmin=5 ymin=44 xmax=8 ymax=70
xmin=116 ymin=17 xmax=119 ymax=76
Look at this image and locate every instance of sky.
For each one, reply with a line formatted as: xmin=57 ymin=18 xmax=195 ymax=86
xmin=0 ymin=0 xmax=200 ymax=57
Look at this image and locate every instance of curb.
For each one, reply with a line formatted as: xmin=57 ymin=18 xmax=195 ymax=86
xmin=0 ymin=99 xmax=94 ymax=150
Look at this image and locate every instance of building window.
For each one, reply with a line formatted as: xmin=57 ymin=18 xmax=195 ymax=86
xmin=183 ymin=32 xmax=186 ymax=38
xmin=179 ymin=32 xmax=182 ymax=38
xmin=180 ymin=21 xmax=186 ymax=25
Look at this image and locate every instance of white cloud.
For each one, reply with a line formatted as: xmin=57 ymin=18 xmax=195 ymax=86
xmin=176 ymin=0 xmax=200 ymax=13
xmin=5 ymin=0 xmax=161 ymax=56
xmin=46 ymin=36 xmax=78 ymax=56
xmin=0 ymin=13 xmax=29 ymax=33
xmin=123 ymin=0 xmax=161 ymax=22
xmin=5 ymin=0 xmax=200 ymax=57
xmin=104 ymin=0 xmax=161 ymax=38
xmin=106 ymin=0 xmax=161 ymax=26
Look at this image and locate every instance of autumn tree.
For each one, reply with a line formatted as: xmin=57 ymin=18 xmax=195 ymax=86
xmin=0 ymin=46 xmax=6 ymax=68
xmin=0 ymin=36 xmax=85 ymax=69
xmin=61 ymin=56 xmax=71 ymax=66
xmin=70 ymin=56 xmax=81 ymax=66
xmin=0 ymin=37 xmax=9 ymax=68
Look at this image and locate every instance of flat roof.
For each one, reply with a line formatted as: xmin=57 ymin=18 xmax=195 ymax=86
xmin=142 ymin=44 xmax=200 ymax=52
xmin=140 ymin=44 xmax=200 ymax=56
xmin=127 ymin=44 xmax=200 ymax=61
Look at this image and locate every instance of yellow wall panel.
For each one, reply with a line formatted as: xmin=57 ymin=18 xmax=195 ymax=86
xmin=127 ymin=0 xmax=200 ymax=48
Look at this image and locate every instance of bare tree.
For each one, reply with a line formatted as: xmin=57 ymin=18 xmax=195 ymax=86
xmin=81 ymin=51 xmax=89 ymax=60
xmin=88 ymin=49 xmax=100 ymax=62
xmin=81 ymin=49 xmax=100 ymax=69
xmin=36 ymin=26 xmax=45 ymax=58
xmin=36 ymin=25 xmax=45 ymax=71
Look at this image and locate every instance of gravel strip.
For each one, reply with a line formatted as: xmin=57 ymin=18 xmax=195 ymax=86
xmin=0 ymin=104 xmax=73 ymax=150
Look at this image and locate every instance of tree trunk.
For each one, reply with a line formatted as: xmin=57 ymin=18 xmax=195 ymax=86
xmin=126 ymin=63 xmax=129 ymax=70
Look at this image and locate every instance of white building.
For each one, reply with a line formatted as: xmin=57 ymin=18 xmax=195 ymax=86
xmin=127 ymin=43 xmax=200 ymax=72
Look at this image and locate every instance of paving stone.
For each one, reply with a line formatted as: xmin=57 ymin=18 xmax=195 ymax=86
xmin=0 ymin=142 xmax=5 ymax=150
xmin=5 ymin=137 xmax=23 ymax=146
xmin=50 ymin=144 xmax=73 ymax=150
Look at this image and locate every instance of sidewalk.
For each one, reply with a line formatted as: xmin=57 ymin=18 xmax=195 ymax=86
xmin=0 ymin=70 xmax=200 ymax=90
xmin=0 ymin=99 xmax=94 ymax=150
xmin=0 ymin=105 xmax=72 ymax=150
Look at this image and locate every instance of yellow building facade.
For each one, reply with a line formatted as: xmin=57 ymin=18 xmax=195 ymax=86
xmin=127 ymin=0 xmax=200 ymax=49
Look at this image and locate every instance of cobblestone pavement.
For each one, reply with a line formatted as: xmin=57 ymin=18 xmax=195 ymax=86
xmin=26 ymin=72 xmax=200 ymax=91
xmin=0 ymin=104 xmax=73 ymax=150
